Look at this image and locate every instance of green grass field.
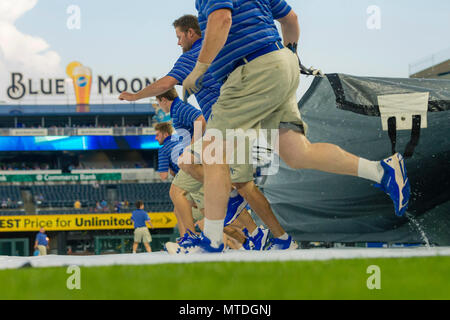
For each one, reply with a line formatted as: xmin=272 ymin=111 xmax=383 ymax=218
xmin=0 ymin=256 xmax=448 ymax=300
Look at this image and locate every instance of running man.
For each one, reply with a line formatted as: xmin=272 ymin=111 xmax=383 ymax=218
xmin=119 ymin=14 xmax=297 ymax=251
xmin=154 ymin=88 xmax=270 ymax=251
xmin=180 ymin=0 xmax=410 ymax=253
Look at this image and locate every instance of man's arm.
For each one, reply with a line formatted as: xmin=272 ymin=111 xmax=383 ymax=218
xmin=183 ymin=9 xmax=232 ymax=98
xmin=192 ymin=115 xmax=207 ymax=143
xmin=159 ymin=171 xmax=169 ymax=181
xmin=198 ymin=9 xmax=232 ymax=64
xmin=119 ymin=76 xmax=178 ymax=101
xmin=277 ymin=10 xmax=300 ymax=47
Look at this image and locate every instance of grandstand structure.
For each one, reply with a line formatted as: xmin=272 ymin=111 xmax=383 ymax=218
xmin=0 ymin=103 xmax=177 ymax=256
xmin=409 ymin=47 xmax=450 ymax=79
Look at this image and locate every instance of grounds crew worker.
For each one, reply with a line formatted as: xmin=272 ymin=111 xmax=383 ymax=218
xmin=131 ymin=200 xmax=154 ymax=253
xmin=34 ymin=227 xmax=49 ymax=256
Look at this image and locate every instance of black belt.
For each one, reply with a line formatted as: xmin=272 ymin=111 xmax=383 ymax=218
xmin=232 ymin=41 xmax=284 ymax=72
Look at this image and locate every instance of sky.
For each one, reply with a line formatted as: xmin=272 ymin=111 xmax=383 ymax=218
xmin=0 ymin=0 xmax=449 ymax=105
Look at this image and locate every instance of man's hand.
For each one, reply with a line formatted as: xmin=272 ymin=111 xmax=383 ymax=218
xmin=287 ymin=43 xmax=323 ymax=77
xmin=182 ymin=61 xmax=210 ymax=102
xmin=119 ymin=92 xmax=138 ymax=102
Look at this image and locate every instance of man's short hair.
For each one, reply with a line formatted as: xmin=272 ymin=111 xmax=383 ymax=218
xmin=135 ymin=200 xmax=144 ymax=209
xmin=156 ymin=88 xmax=178 ymax=102
xmin=154 ymin=122 xmax=174 ymax=136
xmin=173 ymin=15 xmax=202 ymax=36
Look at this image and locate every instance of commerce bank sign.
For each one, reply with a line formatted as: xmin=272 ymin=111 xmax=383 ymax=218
xmin=6 ymin=61 xmax=155 ymax=102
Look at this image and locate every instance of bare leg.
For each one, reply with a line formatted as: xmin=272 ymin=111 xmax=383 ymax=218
xmin=224 ymin=226 xmax=245 ymax=246
xmin=278 ymin=128 xmax=359 ymax=176
xmin=234 ymin=181 xmax=285 ymax=238
xmin=169 ymin=184 xmax=196 ymax=234
xmin=182 ymin=161 xmax=286 ymax=238
xmin=203 ymin=162 xmax=230 ymax=221
xmin=234 ymin=208 xmax=257 ymax=234
xmin=143 ymin=242 xmax=152 ymax=253
xmin=173 ymin=207 xmax=186 ymax=237
xmin=132 ymin=242 xmax=138 ymax=253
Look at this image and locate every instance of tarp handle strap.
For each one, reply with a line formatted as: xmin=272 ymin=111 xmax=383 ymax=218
xmin=404 ymin=115 xmax=422 ymax=159
xmin=387 ymin=117 xmax=397 ymax=155
xmin=387 ymin=115 xmax=422 ymax=158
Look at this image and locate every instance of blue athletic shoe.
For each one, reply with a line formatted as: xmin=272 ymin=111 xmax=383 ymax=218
xmin=265 ymin=235 xmax=298 ymax=250
xmin=177 ymin=229 xmax=200 ymax=247
xmin=166 ymin=233 xmax=224 ymax=254
xmin=242 ymin=238 xmax=252 ymax=250
xmin=224 ymin=190 xmax=247 ymax=227
xmin=242 ymin=226 xmax=270 ymax=251
xmin=374 ymin=153 xmax=410 ymax=217
xmin=165 ymin=229 xmax=199 ymax=253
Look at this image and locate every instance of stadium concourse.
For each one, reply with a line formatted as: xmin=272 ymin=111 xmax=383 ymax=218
xmin=1 ymin=246 xmax=449 ymax=270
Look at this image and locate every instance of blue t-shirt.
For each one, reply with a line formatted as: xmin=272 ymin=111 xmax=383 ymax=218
xmin=131 ymin=209 xmax=150 ymax=229
xmin=170 ymin=97 xmax=203 ymax=138
xmin=35 ymin=232 xmax=48 ymax=246
xmin=167 ymin=39 xmax=221 ymax=122
xmin=157 ymin=135 xmax=182 ymax=174
xmin=196 ymin=0 xmax=292 ymax=83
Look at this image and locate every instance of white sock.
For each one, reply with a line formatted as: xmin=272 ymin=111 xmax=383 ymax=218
xmin=358 ymin=158 xmax=384 ymax=184
xmin=277 ymin=233 xmax=289 ymax=240
xmin=204 ymin=218 xmax=225 ymax=248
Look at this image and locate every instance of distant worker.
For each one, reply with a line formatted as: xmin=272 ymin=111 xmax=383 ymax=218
xmin=131 ymin=200 xmax=154 ymax=253
xmin=34 ymin=227 xmax=49 ymax=256
xmin=74 ymin=199 xmax=81 ymax=209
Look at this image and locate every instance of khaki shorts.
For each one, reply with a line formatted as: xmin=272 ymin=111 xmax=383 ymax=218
xmin=37 ymin=245 xmax=47 ymax=256
xmin=134 ymin=227 xmax=152 ymax=243
xmin=172 ymin=170 xmax=203 ymax=193
xmin=175 ymin=155 xmax=253 ymax=187
xmin=206 ymin=47 xmax=306 ymax=141
xmin=191 ymin=207 xmax=203 ymax=222
xmin=184 ymin=189 xmax=204 ymax=222
xmin=188 ymin=188 xmax=205 ymax=211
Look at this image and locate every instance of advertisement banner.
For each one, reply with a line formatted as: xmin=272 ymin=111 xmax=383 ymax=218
xmin=141 ymin=127 xmax=156 ymax=135
xmin=0 ymin=212 xmax=177 ymax=232
xmin=77 ymin=128 xmax=114 ymax=135
xmin=0 ymin=173 xmax=121 ymax=182
xmin=10 ymin=129 xmax=48 ymax=136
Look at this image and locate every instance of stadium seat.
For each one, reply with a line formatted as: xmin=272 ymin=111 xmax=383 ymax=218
xmin=116 ymin=183 xmax=172 ymax=212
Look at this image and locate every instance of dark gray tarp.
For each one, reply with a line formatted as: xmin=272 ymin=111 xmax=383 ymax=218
xmin=261 ymin=74 xmax=450 ymax=245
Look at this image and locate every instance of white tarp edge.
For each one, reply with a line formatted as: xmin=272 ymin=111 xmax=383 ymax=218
xmin=0 ymin=247 xmax=449 ymax=270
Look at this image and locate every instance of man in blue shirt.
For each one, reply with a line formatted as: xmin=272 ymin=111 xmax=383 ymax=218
xmin=155 ymin=88 xmax=206 ymax=144
xmin=119 ymin=15 xmax=220 ymax=122
xmin=155 ymin=122 xmax=182 ymax=181
xmin=34 ymin=227 xmax=49 ymax=256
xmin=131 ymin=200 xmax=154 ymax=253
xmin=120 ymin=14 xmax=298 ymax=252
xmin=182 ymin=0 xmax=410 ymax=252
xmin=155 ymin=121 xmax=201 ymax=238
